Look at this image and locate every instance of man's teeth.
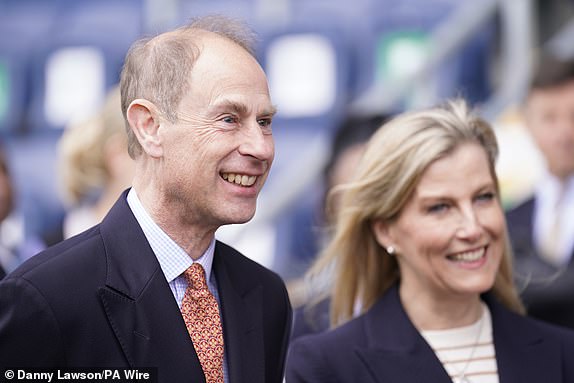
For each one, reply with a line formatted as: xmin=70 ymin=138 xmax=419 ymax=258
xmin=449 ymin=248 xmax=485 ymax=262
xmin=221 ymin=173 xmax=257 ymax=186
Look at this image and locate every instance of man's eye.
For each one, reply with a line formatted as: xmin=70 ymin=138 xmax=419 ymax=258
xmin=258 ymin=118 xmax=272 ymax=127
xmin=222 ymin=116 xmax=238 ymax=124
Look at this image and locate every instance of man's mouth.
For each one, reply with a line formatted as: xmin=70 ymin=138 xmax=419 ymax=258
xmin=221 ymin=172 xmax=257 ymax=187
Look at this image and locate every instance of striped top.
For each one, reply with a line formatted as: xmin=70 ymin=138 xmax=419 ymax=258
xmin=420 ymin=303 xmax=499 ymax=383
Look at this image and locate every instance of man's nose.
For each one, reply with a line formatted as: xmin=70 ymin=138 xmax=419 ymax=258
xmin=238 ymin=121 xmax=274 ymax=161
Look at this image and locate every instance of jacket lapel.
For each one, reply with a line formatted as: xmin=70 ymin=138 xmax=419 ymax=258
xmin=355 ymin=286 xmax=452 ymax=383
xmin=97 ymin=191 xmax=205 ymax=381
xmin=347 ymin=285 xmax=567 ymax=383
xmin=487 ymin=295 xmax=563 ymax=383
xmin=214 ymin=241 xmax=265 ymax=383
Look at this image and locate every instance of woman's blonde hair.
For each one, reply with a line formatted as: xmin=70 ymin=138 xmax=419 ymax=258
xmin=305 ymin=99 xmax=525 ymax=327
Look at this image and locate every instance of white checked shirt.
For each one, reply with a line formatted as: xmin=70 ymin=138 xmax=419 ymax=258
xmin=126 ymin=189 xmax=229 ymax=382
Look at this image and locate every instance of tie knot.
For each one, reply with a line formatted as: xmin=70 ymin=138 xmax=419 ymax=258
xmin=184 ymin=263 xmax=208 ymax=291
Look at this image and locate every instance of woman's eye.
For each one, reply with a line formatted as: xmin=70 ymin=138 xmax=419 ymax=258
xmin=427 ymin=203 xmax=449 ymax=214
xmin=476 ymin=192 xmax=495 ymax=203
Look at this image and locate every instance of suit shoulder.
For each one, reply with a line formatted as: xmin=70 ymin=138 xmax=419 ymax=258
xmin=286 ymin=314 xmax=367 ymax=382
xmin=499 ymin=303 xmax=574 ymax=347
xmin=292 ymin=311 xmax=366 ymax=351
xmin=527 ymin=316 xmax=574 ymax=345
xmin=6 ymin=225 xmax=104 ymax=283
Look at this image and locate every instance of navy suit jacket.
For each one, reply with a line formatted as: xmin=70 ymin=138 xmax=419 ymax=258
xmin=506 ymin=197 xmax=574 ymax=329
xmin=0 ymin=190 xmax=292 ymax=383
xmin=286 ymin=285 xmax=574 ymax=383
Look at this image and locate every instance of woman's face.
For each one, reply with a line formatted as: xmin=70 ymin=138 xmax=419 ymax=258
xmin=373 ymin=142 xmax=505 ymax=302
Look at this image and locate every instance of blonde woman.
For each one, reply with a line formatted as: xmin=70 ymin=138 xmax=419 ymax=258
xmin=286 ymin=100 xmax=574 ymax=382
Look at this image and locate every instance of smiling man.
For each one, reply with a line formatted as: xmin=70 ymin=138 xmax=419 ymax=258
xmin=0 ymin=16 xmax=291 ymax=383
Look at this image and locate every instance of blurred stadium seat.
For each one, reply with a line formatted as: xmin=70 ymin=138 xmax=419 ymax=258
xmin=360 ymin=0 xmax=495 ymax=109
xmin=0 ymin=44 xmax=28 ymax=134
xmin=3 ymin=130 xmax=65 ymax=246
xmin=258 ymin=22 xmax=352 ymax=133
xmin=27 ymin=0 xmax=143 ymax=131
xmin=179 ymin=0 xmax=255 ymax=23
xmin=285 ymin=0 xmax=375 ymax=100
xmin=0 ymin=1 xmax=57 ymax=133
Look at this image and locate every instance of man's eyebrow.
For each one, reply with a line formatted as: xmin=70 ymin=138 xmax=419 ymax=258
xmin=264 ymin=105 xmax=278 ymax=117
xmin=215 ymin=100 xmax=248 ymax=115
xmin=212 ymin=100 xmax=277 ymax=117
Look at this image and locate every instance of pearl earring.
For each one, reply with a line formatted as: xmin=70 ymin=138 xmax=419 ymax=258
xmin=386 ymin=246 xmax=395 ymax=255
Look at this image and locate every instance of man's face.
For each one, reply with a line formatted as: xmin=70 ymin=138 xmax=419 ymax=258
xmin=158 ymin=35 xmax=276 ymax=230
xmin=525 ymin=80 xmax=574 ymax=180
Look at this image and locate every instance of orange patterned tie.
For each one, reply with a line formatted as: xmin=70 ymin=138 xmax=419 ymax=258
xmin=181 ymin=263 xmax=225 ymax=383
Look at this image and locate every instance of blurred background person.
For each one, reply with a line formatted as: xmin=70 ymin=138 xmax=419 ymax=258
xmin=283 ymin=114 xmax=388 ymax=300
xmin=506 ymin=54 xmax=574 ymax=329
xmin=57 ymin=85 xmax=135 ymax=239
xmin=286 ymin=100 xmax=574 ymax=383
xmin=0 ymin=145 xmax=14 ymax=278
xmin=0 ymin=143 xmax=44 ymax=275
xmin=321 ymin=115 xmax=391 ymax=236
xmin=286 ymin=113 xmax=389 ymax=338
xmin=0 ymin=145 xmax=13 ymax=278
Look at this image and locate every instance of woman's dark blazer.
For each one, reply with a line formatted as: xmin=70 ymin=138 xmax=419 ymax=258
xmin=286 ymin=285 xmax=574 ymax=383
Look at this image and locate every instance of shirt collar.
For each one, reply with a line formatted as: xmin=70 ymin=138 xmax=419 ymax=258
xmin=536 ymin=171 xmax=574 ymax=208
xmin=126 ymin=188 xmax=216 ymax=284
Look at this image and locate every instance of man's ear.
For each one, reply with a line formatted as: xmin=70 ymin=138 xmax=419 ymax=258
xmin=371 ymin=219 xmax=396 ymax=252
xmin=126 ymin=99 xmax=164 ymax=158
